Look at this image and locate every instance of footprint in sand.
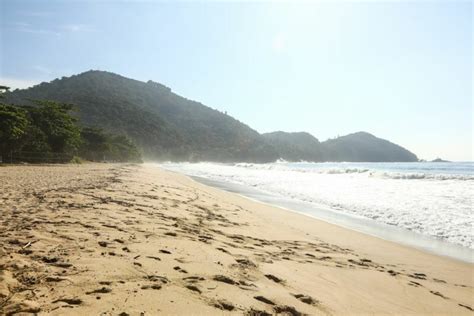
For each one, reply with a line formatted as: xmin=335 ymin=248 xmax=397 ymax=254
xmin=408 ymin=272 xmax=427 ymax=280
xmin=264 ymin=274 xmax=283 ymax=284
xmin=185 ymin=284 xmax=201 ymax=294
xmin=216 ymin=247 xmax=229 ymax=254
xmin=292 ymin=293 xmax=319 ymax=305
xmin=141 ymin=284 xmax=162 ymax=290
xmin=408 ymin=281 xmax=422 ymax=287
xmin=85 ymin=287 xmax=112 ymax=295
xmin=235 ymin=258 xmax=257 ymax=268
xmin=459 ymin=304 xmax=474 ymax=311
xmin=52 ymin=298 xmax=83 ymax=305
xmin=212 ymin=299 xmax=235 ymax=311
xmin=254 ymin=295 xmax=275 ymax=305
xmin=213 ymin=275 xmax=237 ymax=285
xmin=273 ymin=305 xmax=303 ymax=316
xmin=430 ymin=291 xmax=448 ymax=299
xmin=247 ymin=308 xmax=272 ymax=316
xmin=173 ymin=266 xmax=188 ymax=273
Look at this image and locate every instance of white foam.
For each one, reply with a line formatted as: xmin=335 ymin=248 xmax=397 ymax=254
xmin=159 ymin=162 xmax=474 ymax=249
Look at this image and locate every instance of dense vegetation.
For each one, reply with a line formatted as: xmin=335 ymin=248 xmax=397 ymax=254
xmin=264 ymin=131 xmax=418 ymax=162
xmin=5 ymin=71 xmax=277 ymax=162
xmin=0 ymin=95 xmax=141 ymax=163
xmin=4 ymin=71 xmax=419 ymax=163
xmin=322 ymin=132 xmax=418 ymax=162
xmin=262 ymin=131 xmax=326 ymax=162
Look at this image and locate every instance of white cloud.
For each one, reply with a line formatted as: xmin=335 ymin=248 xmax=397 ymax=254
xmin=0 ymin=78 xmax=40 ymax=90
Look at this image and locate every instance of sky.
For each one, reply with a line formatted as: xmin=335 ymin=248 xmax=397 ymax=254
xmin=1 ymin=0 xmax=472 ymax=161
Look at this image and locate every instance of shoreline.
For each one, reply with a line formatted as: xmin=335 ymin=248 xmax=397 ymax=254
xmin=187 ymin=174 xmax=473 ymax=264
xmin=1 ymin=163 xmax=472 ymax=315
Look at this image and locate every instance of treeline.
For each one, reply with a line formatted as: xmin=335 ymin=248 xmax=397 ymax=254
xmin=0 ymin=91 xmax=141 ymax=163
xmin=4 ymin=71 xmax=279 ymax=162
xmin=4 ymin=71 xmax=420 ymax=163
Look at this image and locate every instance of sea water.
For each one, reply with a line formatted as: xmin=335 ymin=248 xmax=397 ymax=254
xmin=159 ymin=161 xmax=474 ymax=261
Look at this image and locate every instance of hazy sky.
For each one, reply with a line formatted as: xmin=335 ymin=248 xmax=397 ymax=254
xmin=1 ymin=0 xmax=472 ymax=161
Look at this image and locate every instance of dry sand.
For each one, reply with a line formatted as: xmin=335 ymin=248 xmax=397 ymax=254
xmin=0 ymin=163 xmax=472 ymax=315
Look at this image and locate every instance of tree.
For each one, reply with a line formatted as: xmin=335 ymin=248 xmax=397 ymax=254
xmin=0 ymin=104 xmax=29 ymax=160
xmin=0 ymin=85 xmax=10 ymax=99
xmin=108 ymin=135 xmax=141 ymax=162
xmin=27 ymin=101 xmax=82 ymax=154
xmin=0 ymin=98 xmax=142 ymax=163
xmin=79 ymin=127 xmax=109 ymax=161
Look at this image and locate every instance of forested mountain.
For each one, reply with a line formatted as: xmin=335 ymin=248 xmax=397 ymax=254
xmin=262 ymin=131 xmax=325 ymax=162
xmin=4 ymin=71 xmax=418 ymax=162
xmin=322 ymin=132 xmax=418 ymax=162
xmin=5 ymin=71 xmax=277 ymax=162
xmin=263 ymin=131 xmax=418 ymax=162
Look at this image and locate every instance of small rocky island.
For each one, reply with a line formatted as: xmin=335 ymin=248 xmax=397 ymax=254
xmin=432 ymin=158 xmax=451 ymax=163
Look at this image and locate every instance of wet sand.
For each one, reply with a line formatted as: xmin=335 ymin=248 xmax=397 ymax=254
xmin=0 ymin=163 xmax=472 ymax=315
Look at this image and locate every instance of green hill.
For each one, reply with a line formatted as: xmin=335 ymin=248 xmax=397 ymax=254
xmin=5 ymin=70 xmax=277 ymax=162
xmin=322 ymin=132 xmax=418 ymax=162
xmin=4 ymin=71 xmax=418 ymax=163
xmin=262 ymin=131 xmax=325 ymax=162
xmin=263 ymin=131 xmax=417 ymax=162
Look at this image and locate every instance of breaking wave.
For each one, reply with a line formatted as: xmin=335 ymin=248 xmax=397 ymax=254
xmin=160 ymin=161 xmax=474 ymax=249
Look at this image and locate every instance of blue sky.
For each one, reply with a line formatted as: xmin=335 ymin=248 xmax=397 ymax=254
xmin=1 ymin=0 xmax=472 ymax=161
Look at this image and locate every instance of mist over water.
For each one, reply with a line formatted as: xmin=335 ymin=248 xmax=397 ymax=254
xmin=160 ymin=162 xmax=474 ymax=251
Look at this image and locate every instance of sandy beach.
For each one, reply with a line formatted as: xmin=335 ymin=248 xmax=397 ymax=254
xmin=0 ymin=163 xmax=472 ymax=315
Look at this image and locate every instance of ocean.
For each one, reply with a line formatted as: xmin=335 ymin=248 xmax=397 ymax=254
xmin=158 ymin=161 xmax=474 ymax=262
